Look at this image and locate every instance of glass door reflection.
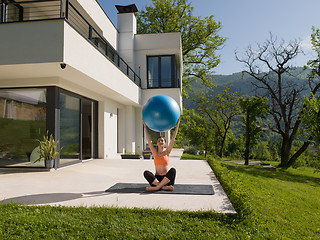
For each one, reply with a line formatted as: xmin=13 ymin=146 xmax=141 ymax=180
xmin=59 ymin=93 xmax=80 ymax=165
xmin=82 ymin=99 xmax=92 ymax=159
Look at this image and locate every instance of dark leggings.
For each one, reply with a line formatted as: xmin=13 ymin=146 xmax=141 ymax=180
xmin=143 ymin=168 xmax=176 ymax=186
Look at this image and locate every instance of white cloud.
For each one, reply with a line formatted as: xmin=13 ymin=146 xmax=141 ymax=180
xmin=300 ymin=35 xmax=312 ymax=52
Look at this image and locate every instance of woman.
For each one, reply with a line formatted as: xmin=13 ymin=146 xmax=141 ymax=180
xmin=143 ymin=118 xmax=180 ymax=191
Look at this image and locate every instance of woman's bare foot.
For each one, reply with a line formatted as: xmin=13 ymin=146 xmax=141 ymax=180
xmin=161 ymin=185 xmax=174 ymax=191
xmin=146 ymin=186 xmax=160 ymax=191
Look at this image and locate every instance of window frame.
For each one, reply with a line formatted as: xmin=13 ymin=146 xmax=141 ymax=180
xmin=147 ymin=55 xmax=177 ymax=88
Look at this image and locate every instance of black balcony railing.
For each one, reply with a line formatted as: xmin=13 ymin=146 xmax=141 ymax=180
xmin=0 ymin=0 xmax=141 ymax=87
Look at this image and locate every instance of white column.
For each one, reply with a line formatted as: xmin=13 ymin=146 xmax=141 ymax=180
xmin=117 ymin=12 xmax=136 ymax=70
xmin=135 ymin=107 xmax=143 ymax=154
xmin=117 ymin=108 xmax=125 ymax=154
xmin=125 ymin=105 xmax=135 ymax=153
xmin=98 ymin=101 xmax=106 ymax=159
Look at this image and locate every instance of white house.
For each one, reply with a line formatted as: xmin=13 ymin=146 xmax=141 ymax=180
xmin=0 ymin=0 xmax=182 ymax=168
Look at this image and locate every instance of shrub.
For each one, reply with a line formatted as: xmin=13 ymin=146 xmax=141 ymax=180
xmin=183 ymin=145 xmax=198 ymax=155
xmin=251 ymin=141 xmax=272 ymax=161
xmin=207 ymin=157 xmax=252 ymax=218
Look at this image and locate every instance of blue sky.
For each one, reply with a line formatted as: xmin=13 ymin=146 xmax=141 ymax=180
xmin=97 ymin=0 xmax=320 ymax=75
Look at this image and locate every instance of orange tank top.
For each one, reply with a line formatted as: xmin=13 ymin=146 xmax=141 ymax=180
xmin=154 ymin=150 xmax=169 ymax=166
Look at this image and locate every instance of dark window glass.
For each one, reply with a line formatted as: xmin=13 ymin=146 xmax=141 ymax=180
xmin=161 ymin=56 xmax=172 ymax=87
xmin=0 ymin=88 xmax=46 ymax=167
xmin=147 ymin=57 xmax=159 ymax=87
xmin=147 ymin=55 xmax=176 ymax=88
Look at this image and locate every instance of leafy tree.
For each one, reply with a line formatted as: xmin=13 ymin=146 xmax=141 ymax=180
xmin=252 ymin=141 xmax=273 ymax=161
xmin=238 ymin=96 xmax=269 ymax=165
xmin=302 ymin=26 xmax=320 ymax=146
xmin=137 ymin=0 xmax=225 ymax=93
xmin=195 ymin=87 xmax=241 ymax=157
xmin=235 ymin=33 xmax=319 ymax=167
xmin=300 ymin=93 xmax=320 ymax=146
xmin=179 ymin=108 xmax=215 ymax=156
xmin=224 ymin=131 xmax=244 ymax=159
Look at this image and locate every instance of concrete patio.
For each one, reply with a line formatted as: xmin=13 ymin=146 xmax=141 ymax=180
xmin=0 ymin=149 xmax=236 ymax=214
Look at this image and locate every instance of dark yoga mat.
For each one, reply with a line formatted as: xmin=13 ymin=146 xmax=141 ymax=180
xmin=105 ymin=183 xmax=214 ymax=195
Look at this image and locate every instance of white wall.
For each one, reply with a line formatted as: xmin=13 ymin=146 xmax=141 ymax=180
xmin=135 ymin=32 xmax=183 ymax=109
xmin=135 ymin=107 xmax=143 ymax=154
xmin=117 ymin=12 xmax=136 ymax=70
xmin=135 ymin=32 xmax=183 ymax=90
xmin=77 ymin=0 xmax=118 ymax=49
xmin=63 ymin=21 xmax=141 ymax=105
xmin=99 ymin=99 xmax=120 ymax=159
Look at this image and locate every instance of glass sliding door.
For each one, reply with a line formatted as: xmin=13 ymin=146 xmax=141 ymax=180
xmin=0 ymin=88 xmax=46 ymax=167
xmin=58 ymin=91 xmax=97 ymax=166
xmin=59 ymin=93 xmax=80 ymax=166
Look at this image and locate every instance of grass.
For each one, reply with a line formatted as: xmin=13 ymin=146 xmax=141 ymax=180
xmin=218 ymin=161 xmax=320 ymax=239
xmin=180 ymin=152 xmax=206 ymax=160
xmin=1 ymin=158 xmax=320 ymax=239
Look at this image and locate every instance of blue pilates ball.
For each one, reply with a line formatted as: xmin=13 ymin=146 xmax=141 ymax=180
xmin=142 ymin=95 xmax=180 ymax=132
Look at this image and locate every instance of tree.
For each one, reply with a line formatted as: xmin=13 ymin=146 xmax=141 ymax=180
xmin=195 ymin=87 xmax=240 ymax=157
xmin=179 ymin=108 xmax=215 ymax=156
xmin=238 ymin=96 xmax=269 ymax=165
xmin=300 ymin=93 xmax=320 ymax=146
xmin=137 ymin=0 xmax=225 ymax=93
xmin=236 ymin=33 xmax=320 ymax=167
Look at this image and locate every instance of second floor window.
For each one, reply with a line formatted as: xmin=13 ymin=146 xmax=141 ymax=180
xmin=147 ymin=55 xmax=177 ymax=88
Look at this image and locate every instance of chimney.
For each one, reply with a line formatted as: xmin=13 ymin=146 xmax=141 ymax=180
xmin=116 ymin=4 xmax=138 ymax=70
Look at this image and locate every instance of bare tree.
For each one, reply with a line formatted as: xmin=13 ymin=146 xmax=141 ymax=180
xmin=236 ymin=33 xmax=318 ymax=167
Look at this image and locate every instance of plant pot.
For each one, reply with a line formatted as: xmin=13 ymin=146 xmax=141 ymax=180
xmin=121 ymin=154 xmax=141 ymax=159
xmin=45 ymin=159 xmax=54 ymax=169
xmin=143 ymin=154 xmax=151 ymax=159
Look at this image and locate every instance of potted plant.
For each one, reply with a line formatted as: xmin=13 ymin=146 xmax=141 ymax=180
xmin=35 ymin=131 xmax=62 ymax=169
xmin=142 ymin=151 xmax=152 ymax=159
xmin=121 ymin=152 xmax=141 ymax=159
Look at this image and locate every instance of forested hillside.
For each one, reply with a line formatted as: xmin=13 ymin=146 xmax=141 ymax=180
xmin=184 ymin=67 xmax=309 ymax=110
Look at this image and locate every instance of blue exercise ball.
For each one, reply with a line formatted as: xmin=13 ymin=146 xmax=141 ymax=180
xmin=142 ymin=95 xmax=180 ymax=132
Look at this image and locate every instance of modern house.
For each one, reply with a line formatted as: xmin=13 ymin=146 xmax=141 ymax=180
xmin=0 ymin=0 xmax=183 ymax=168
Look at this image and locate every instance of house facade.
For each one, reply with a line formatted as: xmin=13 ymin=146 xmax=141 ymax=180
xmin=0 ymin=0 xmax=182 ymax=168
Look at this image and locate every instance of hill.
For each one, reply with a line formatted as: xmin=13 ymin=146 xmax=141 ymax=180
xmin=184 ymin=67 xmax=309 ymax=110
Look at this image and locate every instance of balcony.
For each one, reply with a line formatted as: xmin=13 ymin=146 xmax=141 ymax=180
xmin=0 ymin=0 xmax=141 ymax=87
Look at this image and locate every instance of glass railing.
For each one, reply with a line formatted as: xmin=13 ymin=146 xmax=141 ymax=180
xmin=0 ymin=0 xmax=141 ymax=87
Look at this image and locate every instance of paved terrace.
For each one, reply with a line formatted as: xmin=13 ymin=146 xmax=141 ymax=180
xmin=0 ymin=149 xmax=236 ymax=214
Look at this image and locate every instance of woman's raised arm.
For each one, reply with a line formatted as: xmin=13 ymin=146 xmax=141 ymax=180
xmin=166 ymin=117 xmax=181 ymax=155
xmin=143 ymin=122 xmax=157 ymax=155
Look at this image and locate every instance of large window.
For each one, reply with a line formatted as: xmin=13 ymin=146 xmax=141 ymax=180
xmin=0 ymin=87 xmax=98 ymax=168
xmin=0 ymin=88 xmax=46 ymax=167
xmin=147 ymin=55 xmax=178 ymax=88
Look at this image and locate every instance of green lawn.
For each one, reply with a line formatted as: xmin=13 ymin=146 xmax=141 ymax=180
xmin=180 ymin=152 xmax=206 ymax=160
xmin=1 ymin=158 xmax=319 ymax=239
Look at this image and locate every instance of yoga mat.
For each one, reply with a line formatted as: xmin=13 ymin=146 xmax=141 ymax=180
xmin=105 ymin=183 xmax=214 ymax=195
